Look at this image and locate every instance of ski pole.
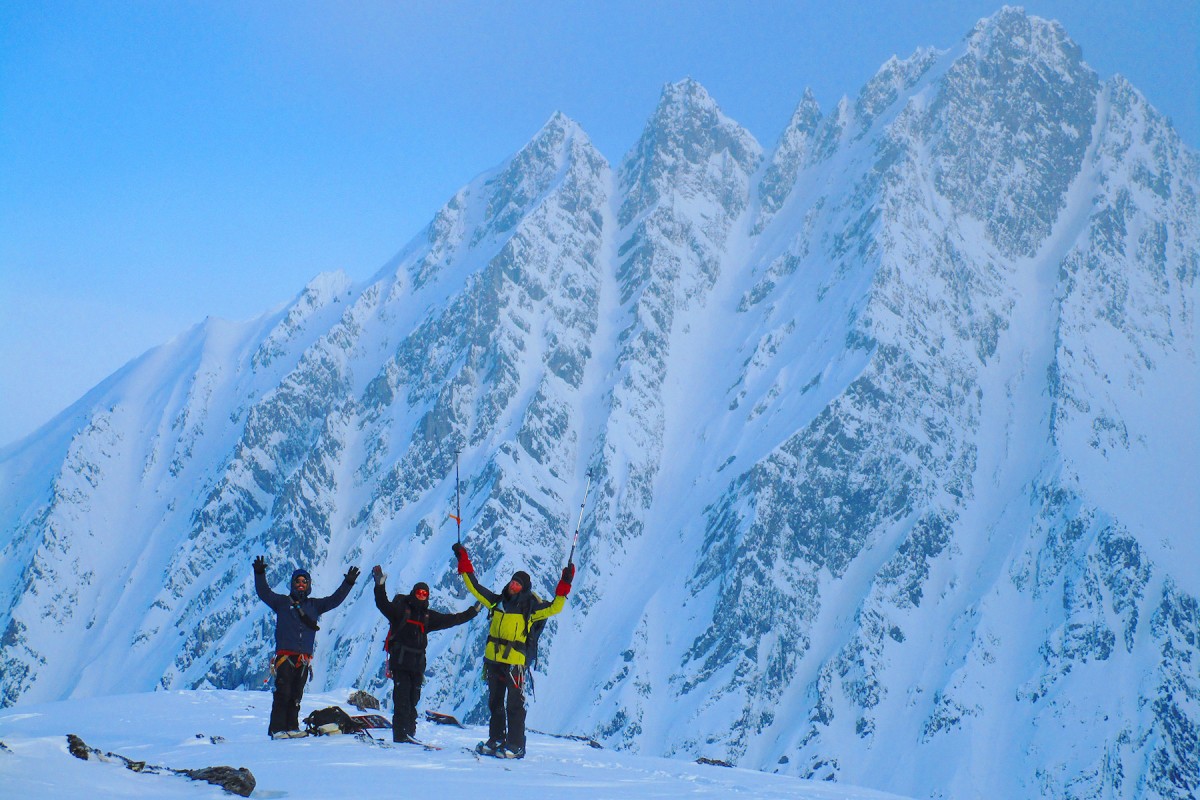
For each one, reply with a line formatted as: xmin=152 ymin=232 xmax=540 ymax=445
xmin=448 ymin=448 xmax=462 ymax=544
xmin=566 ymin=470 xmax=594 ymax=566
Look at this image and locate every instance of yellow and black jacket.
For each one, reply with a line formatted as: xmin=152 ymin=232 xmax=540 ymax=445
xmin=461 ymin=571 xmax=565 ymax=667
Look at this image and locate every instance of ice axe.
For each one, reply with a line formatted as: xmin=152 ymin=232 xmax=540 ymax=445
xmin=448 ymin=448 xmax=462 ymax=545
xmin=566 ymin=470 xmax=594 ymax=567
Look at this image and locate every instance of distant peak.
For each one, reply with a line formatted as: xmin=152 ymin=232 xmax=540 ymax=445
xmin=966 ymin=5 xmax=1078 ymax=61
xmin=634 ymin=76 xmax=758 ymax=156
xmin=786 ymin=89 xmax=823 ymax=133
xmin=657 ymin=77 xmax=719 ymax=115
xmin=619 ymin=75 xmax=761 ymax=224
xmin=504 ymin=111 xmax=599 ymax=174
xmin=541 ymin=110 xmax=583 ymax=137
xmin=989 ymin=4 xmax=1028 ymax=21
xmin=526 ymin=110 xmax=595 ymax=154
xmin=979 ymin=4 xmax=1052 ymax=30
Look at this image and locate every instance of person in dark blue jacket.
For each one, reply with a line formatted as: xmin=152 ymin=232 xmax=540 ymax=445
xmin=253 ymin=555 xmax=359 ymax=738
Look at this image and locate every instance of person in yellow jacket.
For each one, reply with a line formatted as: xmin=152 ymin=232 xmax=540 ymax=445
xmin=452 ymin=541 xmax=573 ymax=759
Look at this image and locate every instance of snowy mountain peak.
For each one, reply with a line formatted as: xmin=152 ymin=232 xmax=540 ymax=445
xmin=755 ymin=89 xmax=825 ymax=230
xmin=399 ymin=110 xmax=609 ymax=291
xmin=619 ymin=78 xmax=762 ymax=226
xmin=658 ymin=77 xmax=719 ymax=113
xmin=966 ymin=6 xmax=1082 ymax=73
xmin=486 ymin=110 xmax=606 ymax=218
xmin=793 ymin=87 xmax=822 ymax=122
xmin=926 ymin=5 xmax=1099 ymax=257
xmin=853 ymin=47 xmax=941 ymax=135
xmin=530 ymin=110 xmax=595 ymax=159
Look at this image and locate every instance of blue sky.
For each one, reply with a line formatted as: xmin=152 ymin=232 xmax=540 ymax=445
xmin=1 ymin=1 xmax=1197 ymax=446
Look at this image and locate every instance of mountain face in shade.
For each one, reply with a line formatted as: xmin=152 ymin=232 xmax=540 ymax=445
xmin=2 ymin=8 xmax=1196 ymax=800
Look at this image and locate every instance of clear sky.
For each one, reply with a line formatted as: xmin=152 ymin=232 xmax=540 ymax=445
xmin=2 ymin=1 xmax=1197 ymax=446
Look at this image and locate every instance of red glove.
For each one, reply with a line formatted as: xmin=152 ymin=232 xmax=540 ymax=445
xmin=452 ymin=543 xmax=474 ymax=575
xmin=555 ymin=563 xmax=574 ymax=597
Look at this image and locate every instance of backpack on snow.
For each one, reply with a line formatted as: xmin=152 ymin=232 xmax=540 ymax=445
xmin=303 ymin=706 xmax=362 ymax=735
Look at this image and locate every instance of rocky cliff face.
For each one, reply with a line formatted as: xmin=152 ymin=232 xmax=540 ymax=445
xmin=1 ymin=8 xmax=1196 ymax=799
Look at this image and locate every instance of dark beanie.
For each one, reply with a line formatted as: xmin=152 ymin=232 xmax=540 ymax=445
xmin=412 ymin=581 xmax=430 ymax=595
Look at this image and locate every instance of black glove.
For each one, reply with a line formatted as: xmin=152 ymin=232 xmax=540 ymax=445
xmin=253 ymin=556 xmax=266 ymax=575
xmin=345 ymin=566 xmax=360 ymax=584
xmin=371 ymin=565 xmax=384 ymax=585
xmin=452 ymin=542 xmax=465 ymax=556
xmin=561 ymin=563 xmax=575 ymax=585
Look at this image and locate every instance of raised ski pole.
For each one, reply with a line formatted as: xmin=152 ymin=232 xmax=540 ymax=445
xmin=566 ymin=470 xmax=594 ymax=566
xmin=448 ymin=448 xmax=462 ymax=544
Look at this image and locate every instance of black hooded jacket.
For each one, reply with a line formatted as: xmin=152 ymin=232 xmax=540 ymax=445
xmin=374 ymin=581 xmax=479 ymax=673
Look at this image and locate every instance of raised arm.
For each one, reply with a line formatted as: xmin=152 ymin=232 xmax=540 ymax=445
xmin=462 ymin=571 xmax=501 ymax=609
xmin=253 ymin=556 xmax=288 ymax=613
xmin=427 ymin=602 xmax=482 ymax=633
xmin=529 ymin=563 xmax=574 ymax=623
xmin=371 ymin=566 xmax=408 ymax=626
xmin=454 ymin=543 xmax=501 ymax=609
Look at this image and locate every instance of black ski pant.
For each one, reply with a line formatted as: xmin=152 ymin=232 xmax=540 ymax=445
xmin=485 ymin=661 xmax=527 ymax=750
xmin=269 ymin=656 xmax=310 ymax=735
xmin=391 ymin=667 xmax=423 ymax=741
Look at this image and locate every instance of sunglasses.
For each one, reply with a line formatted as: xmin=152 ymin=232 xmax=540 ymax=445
xmin=415 ymin=589 xmax=429 ymax=599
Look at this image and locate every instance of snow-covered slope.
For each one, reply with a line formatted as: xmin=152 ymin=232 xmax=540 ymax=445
xmin=0 ymin=689 xmax=915 ymax=799
xmin=1 ymin=8 xmax=1197 ymax=800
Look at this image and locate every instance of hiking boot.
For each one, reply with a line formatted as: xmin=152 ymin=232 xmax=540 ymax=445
xmin=501 ymin=744 xmax=525 ymax=759
xmin=271 ymin=730 xmax=307 ymax=740
xmin=475 ymin=739 xmax=502 ymax=756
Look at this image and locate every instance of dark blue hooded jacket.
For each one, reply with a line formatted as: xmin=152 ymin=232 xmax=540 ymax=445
xmin=255 ymin=568 xmax=355 ymax=655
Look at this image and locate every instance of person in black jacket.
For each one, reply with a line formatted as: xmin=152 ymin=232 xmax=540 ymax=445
xmin=254 ymin=556 xmax=358 ymax=738
xmin=371 ymin=565 xmax=479 ymax=743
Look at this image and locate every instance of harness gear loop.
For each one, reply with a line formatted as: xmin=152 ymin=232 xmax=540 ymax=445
xmin=271 ymin=650 xmax=313 ymax=676
xmin=509 ymin=664 xmax=525 ymax=690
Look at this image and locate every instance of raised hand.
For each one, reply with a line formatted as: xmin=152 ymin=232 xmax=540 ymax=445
xmin=452 ymin=542 xmax=473 ymax=574
xmin=556 ymin=563 xmax=574 ymax=597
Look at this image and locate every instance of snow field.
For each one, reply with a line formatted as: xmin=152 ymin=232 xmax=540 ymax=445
xmin=0 ymin=689 xmax=916 ymax=799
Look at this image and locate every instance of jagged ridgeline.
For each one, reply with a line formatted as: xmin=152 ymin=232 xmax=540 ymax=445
xmin=1 ymin=8 xmax=1197 ymax=800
